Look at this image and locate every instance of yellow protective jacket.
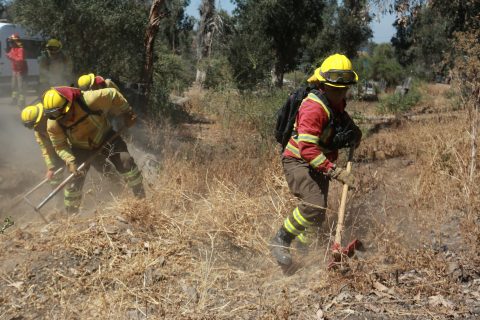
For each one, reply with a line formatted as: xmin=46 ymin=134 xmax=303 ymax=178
xmin=38 ymin=51 xmax=74 ymax=87
xmin=47 ymin=87 xmax=132 ymax=164
xmin=34 ymin=114 xmax=63 ymax=170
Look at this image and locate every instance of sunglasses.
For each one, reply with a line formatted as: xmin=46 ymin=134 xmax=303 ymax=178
xmin=321 ymin=70 xmax=356 ymax=84
xmin=46 ymin=46 xmax=60 ymax=52
xmin=44 ymin=99 xmax=69 ymax=120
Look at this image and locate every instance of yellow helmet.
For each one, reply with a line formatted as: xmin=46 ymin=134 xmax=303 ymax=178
xmin=308 ymin=53 xmax=358 ymax=88
xmin=21 ymin=103 xmax=44 ymax=129
xmin=78 ymin=73 xmax=95 ymax=91
xmin=43 ymin=88 xmax=71 ymax=120
xmin=46 ymin=38 xmax=62 ymax=51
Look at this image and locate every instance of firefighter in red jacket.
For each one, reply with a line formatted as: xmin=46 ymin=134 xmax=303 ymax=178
xmin=6 ymin=34 xmax=27 ymax=108
xmin=271 ymin=54 xmax=362 ymax=267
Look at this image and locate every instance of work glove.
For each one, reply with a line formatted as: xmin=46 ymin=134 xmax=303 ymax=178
xmin=67 ymin=162 xmax=84 ymax=177
xmin=45 ymin=168 xmax=55 ymax=180
xmin=326 ymin=167 xmax=355 ymax=187
xmin=123 ymin=111 xmax=137 ymax=128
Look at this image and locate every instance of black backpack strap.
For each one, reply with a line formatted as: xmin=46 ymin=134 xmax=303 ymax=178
xmin=76 ymin=96 xmax=102 ymax=116
xmin=58 ymin=97 xmax=102 ymax=131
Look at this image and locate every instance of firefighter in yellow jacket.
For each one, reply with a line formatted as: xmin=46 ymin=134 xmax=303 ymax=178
xmin=38 ymin=39 xmax=74 ymax=93
xmin=77 ymin=73 xmax=120 ymax=92
xmin=20 ymin=103 xmax=64 ymax=187
xmin=43 ymin=86 xmax=145 ymax=214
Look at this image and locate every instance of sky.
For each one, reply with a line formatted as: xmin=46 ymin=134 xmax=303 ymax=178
xmin=185 ymin=0 xmax=397 ymax=44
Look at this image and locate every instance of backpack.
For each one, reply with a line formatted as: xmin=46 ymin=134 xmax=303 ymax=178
xmin=274 ymin=86 xmax=312 ymax=150
xmin=274 ymin=86 xmax=359 ymax=152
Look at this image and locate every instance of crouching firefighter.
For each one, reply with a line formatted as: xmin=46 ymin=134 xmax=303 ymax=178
xmin=271 ymin=54 xmax=362 ymax=267
xmin=20 ymin=103 xmax=64 ymax=188
xmin=77 ymin=73 xmax=120 ymax=92
xmin=43 ymin=86 xmax=145 ymax=214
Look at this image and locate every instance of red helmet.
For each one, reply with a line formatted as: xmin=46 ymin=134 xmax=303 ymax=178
xmin=9 ymin=33 xmax=20 ymax=40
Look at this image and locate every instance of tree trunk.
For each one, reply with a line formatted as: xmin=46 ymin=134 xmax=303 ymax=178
xmin=195 ymin=0 xmax=215 ymax=85
xmin=142 ymin=0 xmax=167 ymax=100
xmin=271 ymin=61 xmax=284 ymax=88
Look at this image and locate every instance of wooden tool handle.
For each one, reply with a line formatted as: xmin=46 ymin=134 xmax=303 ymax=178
xmin=334 ymin=147 xmax=355 ymax=246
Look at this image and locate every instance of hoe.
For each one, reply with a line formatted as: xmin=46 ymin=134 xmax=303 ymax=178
xmin=328 ymin=147 xmax=362 ymax=269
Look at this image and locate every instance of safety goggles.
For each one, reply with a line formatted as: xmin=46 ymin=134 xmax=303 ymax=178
xmin=320 ymin=70 xmax=357 ymax=84
xmin=22 ymin=120 xmax=36 ymax=129
xmin=44 ymin=100 xmax=69 ymax=120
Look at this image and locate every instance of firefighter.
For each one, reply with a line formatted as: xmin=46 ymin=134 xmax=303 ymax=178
xmin=271 ymin=54 xmax=362 ymax=267
xmin=43 ymin=86 xmax=145 ymax=214
xmin=78 ymin=73 xmax=124 ymax=131
xmin=38 ymin=39 xmax=73 ymax=93
xmin=6 ymin=34 xmax=27 ymax=108
xmin=20 ymin=103 xmax=64 ymax=188
xmin=77 ymin=73 xmax=120 ymax=91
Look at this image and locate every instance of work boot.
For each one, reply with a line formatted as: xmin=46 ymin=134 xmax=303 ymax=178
xmin=132 ymin=184 xmax=146 ymax=199
xmin=17 ymin=94 xmax=25 ymax=109
xmin=65 ymin=206 xmax=79 ymax=215
xmin=271 ymin=227 xmax=295 ymax=266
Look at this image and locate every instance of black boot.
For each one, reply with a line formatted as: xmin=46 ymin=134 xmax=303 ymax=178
xmin=271 ymin=227 xmax=296 ymax=266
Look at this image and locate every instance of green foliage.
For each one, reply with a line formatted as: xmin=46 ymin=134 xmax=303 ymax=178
xmin=146 ymin=44 xmax=195 ymax=117
xmin=392 ymin=0 xmax=480 ymax=80
xmin=12 ymin=0 xmax=149 ymax=82
xmin=227 ymin=33 xmax=271 ymax=91
xmin=304 ymin=0 xmax=372 ymax=69
xmin=154 ymin=45 xmax=195 ymax=95
xmin=230 ymin=0 xmax=324 ymax=89
xmin=204 ymin=56 xmax=233 ymax=89
xmin=377 ymin=86 xmax=421 ymax=114
xmin=160 ymin=0 xmax=195 ymax=55
xmin=370 ymin=44 xmax=404 ymax=86
xmin=353 ymin=54 xmax=373 ymax=82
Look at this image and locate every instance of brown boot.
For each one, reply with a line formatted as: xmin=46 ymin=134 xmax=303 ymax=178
xmin=271 ymin=227 xmax=295 ymax=266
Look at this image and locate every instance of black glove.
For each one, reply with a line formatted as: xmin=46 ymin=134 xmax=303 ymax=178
xmin=331 ymin=115 xmax=362 ymax=149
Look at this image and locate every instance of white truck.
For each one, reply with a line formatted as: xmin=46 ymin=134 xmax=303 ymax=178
xmin=0 ymin=22 xmax=44 ymax=92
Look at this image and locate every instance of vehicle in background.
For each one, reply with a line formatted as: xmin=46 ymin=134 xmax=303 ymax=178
xmin=0 ymin=22 xmax=44 ymax=93
xmin=349 ymin=80 xmax=378 ymax=101
xmin=363 ymin=82 xmax=377 ymax=100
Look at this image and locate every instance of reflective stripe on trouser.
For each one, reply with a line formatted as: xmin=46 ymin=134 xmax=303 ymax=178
xmin=281 ymin=155 xmax=330 ymax=240
xmin=49 ymin=174 xmax=63 ymax=188
xmin=17 ymin=94 xmax=25 ymax=107
xmin=120 ymin=165 xmax=143 ymax=188
xmin=71 ymin=132 xmax=144 ymax=200
xmin=64 ymin=178 xmax=85 ymax=213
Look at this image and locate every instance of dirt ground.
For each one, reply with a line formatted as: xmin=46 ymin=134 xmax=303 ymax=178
xmin=0 ymin=85 xmax=479 ymax=319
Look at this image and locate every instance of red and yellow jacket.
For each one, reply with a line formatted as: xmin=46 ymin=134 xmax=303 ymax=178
xmin=47 ymin=87 xmax=132 ymax=164
xmin=283 ymin=90 xmax=347 ymax=173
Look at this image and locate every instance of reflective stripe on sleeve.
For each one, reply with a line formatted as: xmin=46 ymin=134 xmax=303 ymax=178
xmin=297 ymin=133 xmax=319 ymax=144
xmin=309 ymin=153 xmax=327 ymax=169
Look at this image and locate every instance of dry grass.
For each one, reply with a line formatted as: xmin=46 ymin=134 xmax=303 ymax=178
xmin=0 ymin=83 xmax=479 ymax=319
